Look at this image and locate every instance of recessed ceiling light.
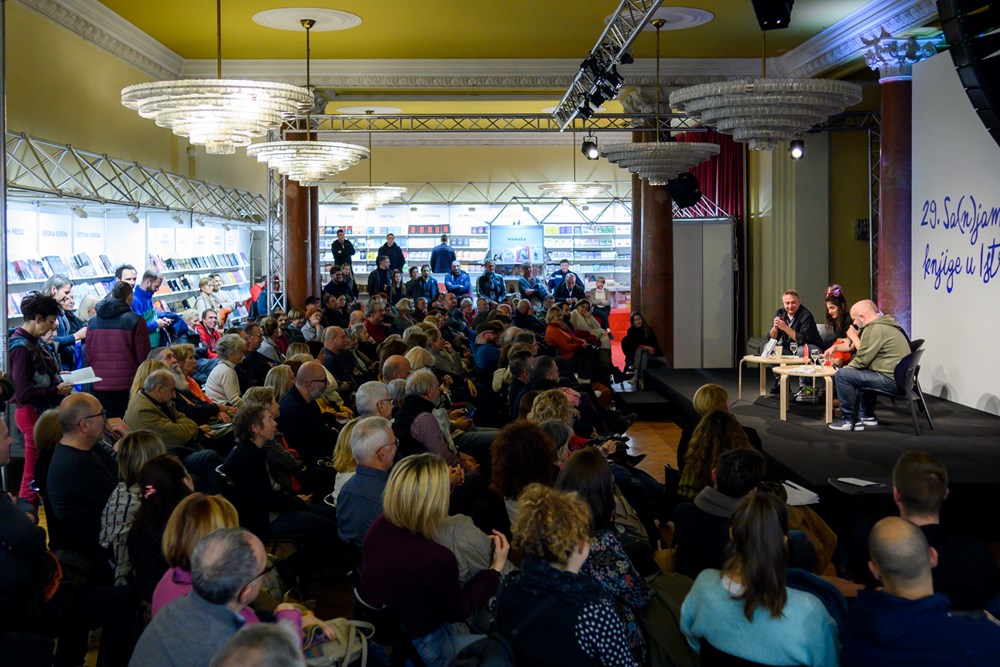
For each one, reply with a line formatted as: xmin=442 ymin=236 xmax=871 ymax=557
xmin=253 ymin=8 xmax=362 ymax=32
xmin=336 ymin=106 xmax=403 ymax=115
xmin=633 ymin=7 xmax=715 ymax=31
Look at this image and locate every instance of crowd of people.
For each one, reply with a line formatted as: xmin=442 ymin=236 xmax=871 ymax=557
xmin=2 ymin=247 xmax=999 ymax=667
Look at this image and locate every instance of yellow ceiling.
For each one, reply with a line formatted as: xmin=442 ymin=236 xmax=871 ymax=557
xmin=99 ymin=1 xmax=871 ymax=61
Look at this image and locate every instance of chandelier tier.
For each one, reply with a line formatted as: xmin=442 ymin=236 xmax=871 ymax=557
xmin=247 ymin=140 xmax=370 ymax=187
xmin=246 ymin=18 xmax=370 ymax=185
xmin=601 ymin=142 xmax=720 ymax=186
xmin=600 ymin=19 xmax=718 ymax=185
xmin=121 ymin=80 xmax=313 ymax=155
xmin=334 ymin=185 xmax=408 ymax=210
xmin=669 ymin=78 xmax=863 ymax=150
xmin=121 ymin=1 xmax=312 ymax=155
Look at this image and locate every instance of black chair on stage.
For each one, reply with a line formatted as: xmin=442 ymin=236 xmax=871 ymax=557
xmin=850 ymin=348 xmax=934 ymax=435
xmin=699 ymin=639 xmax=801 ymax=667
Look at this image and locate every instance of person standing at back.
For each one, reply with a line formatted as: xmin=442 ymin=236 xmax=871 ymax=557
xmin=379 ymin=232 xmax=406 ymax=272
xmin=331 ymin=228 xmax=355 ymax=267
xmin=430 ymin=234 xmax=457 ymax=274
xmin=87 ymin=281 xmax=152 ymax=418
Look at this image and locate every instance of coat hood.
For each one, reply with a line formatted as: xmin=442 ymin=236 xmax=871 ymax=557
xmin=95 ymin=296 xmax=133 ymax=319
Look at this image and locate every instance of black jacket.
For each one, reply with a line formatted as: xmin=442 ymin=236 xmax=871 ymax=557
xmin=392 ymin=395 xmax=436 ymax=461
xmin=367 ymin=268 xmax=393 ymax=297
xmin=223 ymin=440 xmax=306 ymax=540
xmin=331 ymin=239 xmax=356 ymax=266
xmin=277 ymin=388 xmax=337 ymax=463
xmin=772 ymin=305 xmax=823 ymax=349
xmin=553 ymin=281 xmax=586 ymax=304
xmin=378 ymin=243 xmax=406 ymax=272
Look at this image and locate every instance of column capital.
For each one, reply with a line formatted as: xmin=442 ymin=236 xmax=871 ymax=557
xmin=863 ymin=28 xmax=938 ymax=83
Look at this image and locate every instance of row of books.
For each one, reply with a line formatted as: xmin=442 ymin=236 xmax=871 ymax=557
xmin=542 ymin=225 xmax=630 ymax=236
xmin=321 ymin=226 xmax=406 ymax=237
xmin=153 ymin=286 xmax=252 ymax=317
xmin=148 ymin=253 xmax=248 ymax=273
xmin=408 ymin=225 xmax=451 ymax=235
xmin=7 ymin=253 xmax=116 ymax=283
xmin=155 ymin=270 xmax=248 ymax=295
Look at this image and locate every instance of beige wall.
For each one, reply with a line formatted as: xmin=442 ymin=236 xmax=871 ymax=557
xmin=7 ymin=4 xmax=266 ymax=194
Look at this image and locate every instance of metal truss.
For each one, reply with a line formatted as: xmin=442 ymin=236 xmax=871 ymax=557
xmin=554 ymin=0 xmax=664 ymax=129
xmin=868 ymin=121 xmax=882 ymax=302
xmin=4 ymin=131 xmax=267 ymax=221
xmin=302 ymin=113 xmax=707 ymax=135
xmin=266 ymin=173 xmax=287 ymax=313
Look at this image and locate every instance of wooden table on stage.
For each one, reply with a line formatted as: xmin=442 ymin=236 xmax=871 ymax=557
xmin=773 ymin=365 xmax=838 ymax=423
xmin=738 ymin=354 xmax=808 ymax=400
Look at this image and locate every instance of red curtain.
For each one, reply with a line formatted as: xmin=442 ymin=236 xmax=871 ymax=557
xmin=676 ymin=129 xmax=745 ymax=220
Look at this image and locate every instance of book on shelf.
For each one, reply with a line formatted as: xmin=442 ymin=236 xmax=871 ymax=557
xmin=149 ymin=255 xmax=167 ymax=272
xmin=26 ymin=259 xmax=49 ymax=280
xmin=44 ymin=255 xmax=72 ymax=277
xmin=72 ymin=253 xmax=96 ymax=278
xmin=99 ymin=255 xmax=116 ymax=275
xmin=6 ymin=262 xmax=18 ymax=282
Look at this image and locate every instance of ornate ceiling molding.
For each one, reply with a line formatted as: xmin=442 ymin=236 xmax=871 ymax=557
xmin=777 ymin=0 xmax=939 ymax=78
xmin=18 ymin=0 xmax=183 ymax=80
xmin=30 ymin=0 xmax=939 ymax=89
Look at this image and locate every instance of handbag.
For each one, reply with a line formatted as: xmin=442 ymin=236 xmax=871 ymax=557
xmin=303 ymin=618 xmax=374 ymax=667
xmin=652 ymin=540 xmax=677 ymax=574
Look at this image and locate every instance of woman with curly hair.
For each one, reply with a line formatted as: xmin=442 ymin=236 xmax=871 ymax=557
xmin=494 ymin=484 xmax=639 ymax=667
xmin=677 ymin=410 xmax=752 ymax=501
xmin=555 ymin=448 xmax=653 ymax=663
xmin=489 ymin=421 xmax=558 ymax=524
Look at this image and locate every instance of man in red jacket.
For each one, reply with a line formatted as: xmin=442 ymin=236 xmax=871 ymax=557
xmin=196 ymin=309 xmax=222 ymax=358
xmin=85 ymin=281 xmax=151 ymax=418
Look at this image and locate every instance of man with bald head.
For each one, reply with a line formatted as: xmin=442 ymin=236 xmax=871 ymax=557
xmin=381 ymin=354 xmax=411 ymax=382
xmin=829 ymin=299 xmax=911 ymax=430
xmin=47 ymin=392 xmax=118 ymax=572
xmin=276 ymin=361 xmax=338 ymax=463
xmin=841 ymin=517 xmax=1000 ymax=666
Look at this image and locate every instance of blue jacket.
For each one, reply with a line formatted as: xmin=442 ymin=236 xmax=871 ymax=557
xmin=430 ymin=243 xmax=456 ymax=273
xmin=518 ymin=275 xmax=549 ymax=299
xmin=842 ymin=590 xmax=1000 ymax=667
xmin=445 ymin=270 xmax=471 ymax=297
xmin=131 ymin=285 xmax=182 ymax=347
xmin=548 ymin=269 xmax=580 ymax=291
xmin=477 ymin=272 xmax=506 ymax=302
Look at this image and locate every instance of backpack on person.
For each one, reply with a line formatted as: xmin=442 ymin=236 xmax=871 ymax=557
xmin=448 ymin=599 xmax=555 ymax=667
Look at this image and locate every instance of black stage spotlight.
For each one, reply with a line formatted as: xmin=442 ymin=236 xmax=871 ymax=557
xmin=581 ymin=54 xmax=603 ymax=78
xmin=667 ymin=172 xmax=703 ymax=209
xmin=589 ymin=88 xmax=608 ymax=107
xmin=605 ymin=65 xmax=624 ymax=89
xmin=577 ymin=100 xmax=595 ymax=119
xmin=617 ymin=48 xmax=635 ymax=65
xmin=789 ymin=139 xmax=804 ymax=159
xmin=581 ymin=135 xmax=599 ymax=160
xmin=751 ymin=0 xmax=794 ymax=30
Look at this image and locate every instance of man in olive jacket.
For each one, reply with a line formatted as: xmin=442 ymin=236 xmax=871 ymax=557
xmin=829 ymin=300 xmax=910 ymax=430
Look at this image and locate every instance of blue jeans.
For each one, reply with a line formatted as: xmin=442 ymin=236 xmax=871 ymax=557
xmin=411 ymin=624 xmax=483 ymax=667
xmin=834 ymin=367 xmax=898 ymax=420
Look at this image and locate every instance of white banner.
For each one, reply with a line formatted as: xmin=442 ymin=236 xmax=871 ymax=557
xmin=912 ymin=52 xmax=1000 ymax=412
xmin=175 ymin=228 xmax=194 ymax=257
xmin=38 ymin=213 xmax=73 ymax=257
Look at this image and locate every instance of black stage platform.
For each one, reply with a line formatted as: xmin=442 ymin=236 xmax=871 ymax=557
xmin=641 ymin=366 xmax=1000 ymax=539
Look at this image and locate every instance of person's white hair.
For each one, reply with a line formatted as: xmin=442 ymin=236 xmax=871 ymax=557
xmin=216 ymin=334 xmax=247 ymax=360
xmin=387 ymin=379 xmax=407 ymax=404
xmin=405 ymin=368 xmax=437 ymax=398
xmin=356 ymin=381 xmax=391 ymax=417
xmin=143 ymin=369 xmax=175 ymax=393
xmin=349 ymin=416 xmax=393 ymax=465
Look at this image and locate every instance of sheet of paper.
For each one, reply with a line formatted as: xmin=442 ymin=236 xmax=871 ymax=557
xmin=836 ymin=477 xmax=881 ymax=487
xmin=783 ymin=481 xmax=819 ymax=505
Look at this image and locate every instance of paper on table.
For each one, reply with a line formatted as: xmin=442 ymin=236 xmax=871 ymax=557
xmin=785 ymin=366 xmax=826 ymax=375
xmin=836 ymin=477 xmax=881 ymax=487
xmin=60 ymin=367 xmax=103 ymax=384
xmin=782 ymin=481 xmax=819 ymax=506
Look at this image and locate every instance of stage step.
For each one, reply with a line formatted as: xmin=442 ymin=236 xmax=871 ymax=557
xmin=615 ymin=390 xmax=672 ymax=421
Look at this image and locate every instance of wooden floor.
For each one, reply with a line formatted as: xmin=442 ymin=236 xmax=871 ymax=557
xmin=624 ymin=419 xmax=682 ymax=474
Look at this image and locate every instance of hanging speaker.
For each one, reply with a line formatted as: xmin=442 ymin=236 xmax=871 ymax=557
xmin=667 ymin=173 xmax=703 ymax=209
xmin=751 ymin=0 xmax=794 ymax=31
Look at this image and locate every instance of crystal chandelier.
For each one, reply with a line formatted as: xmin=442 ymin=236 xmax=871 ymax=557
xmin=539 ymin=132 xmax=612 ymax=202
xmin=600 ymin=19 xmax=719 ymax=185
xmin=121 ymin=0 xmax=312 ymax=155
xmin=334 ymin=185 xmax=408 ymax=210
xmin=246 ymin=19 xmax=370 ymax=186
xmin=669 ymin=30 xmax=862 ymax=150
xmin=335 ymin=130 xmax=407 ymax=209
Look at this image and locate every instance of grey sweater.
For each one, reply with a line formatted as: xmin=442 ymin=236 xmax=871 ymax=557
xmin=129 ymin=590 xmax=245 ymax=667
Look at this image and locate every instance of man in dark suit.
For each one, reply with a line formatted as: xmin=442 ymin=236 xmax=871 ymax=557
xmin=378 ymin=233 xmax=405 ymax=272
xmin=331 ymin=228 xmax=355 ymax=267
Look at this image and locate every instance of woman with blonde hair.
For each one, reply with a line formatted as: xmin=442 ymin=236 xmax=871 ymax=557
xmin=331 ymin=417 xmax=360 ymax=501
xmin=405 ymin=345 xmax=434 ymax=371
xmin=75 ymin=293 xmax=99 ymax=322
xmin=361 ymin=453 xmax=510 ymax=666
xmin=264 ymin=364 xmax=295 ymax=400
xmin=494 ymin=484 xmax=639 ymax=666
xmin=128 ymin=359 xmax=167 ymax=397
xmin=100 ymin=430 xmax=167 ymax=585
